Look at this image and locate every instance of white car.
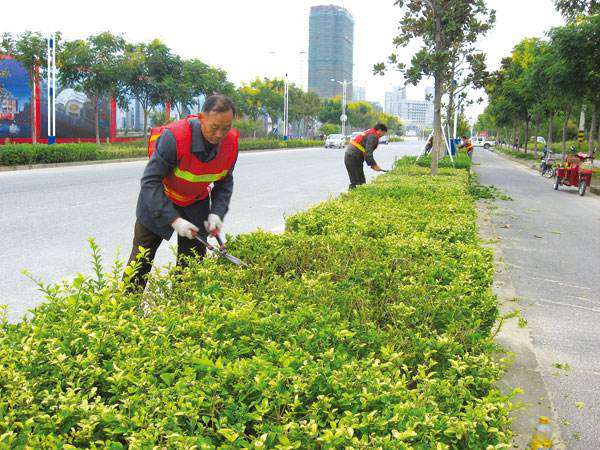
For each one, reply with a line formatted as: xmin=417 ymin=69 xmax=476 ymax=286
xmin=472 ymin=136 xmax=495 ymax=149
xmin=325 ymin=134 xmax=345 ymax=149
xmin=379 ymin=135 xmax=389 ymax=145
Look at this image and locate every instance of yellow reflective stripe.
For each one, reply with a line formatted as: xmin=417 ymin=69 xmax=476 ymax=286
xmin=351 ymin=140 xmax=367 ymax=153
xmin=173 ymin=167 xmax=229 ymax=183
xmin=163 ymin=185 xmax=191 ymax=202
xmin=149 ymin=134 xmax=160 ymax=143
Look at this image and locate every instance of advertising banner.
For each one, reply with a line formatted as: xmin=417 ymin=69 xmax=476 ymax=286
xmin=0 ymin=57 xmax=33 ymax=140
xmin=40 ymin=81 xmax=110 ymax=139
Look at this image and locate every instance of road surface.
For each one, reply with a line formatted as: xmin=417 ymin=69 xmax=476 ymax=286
xmin=0 ymin=141 xmax=422 ymax=322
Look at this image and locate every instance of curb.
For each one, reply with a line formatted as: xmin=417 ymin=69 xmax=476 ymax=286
xmin=477 ymin=202 xmax=566 ymax=449
xmin=491 ymin=149 xmax=599 ymax=196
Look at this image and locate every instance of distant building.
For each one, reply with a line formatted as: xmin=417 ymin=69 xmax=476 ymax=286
xmin=384 ymin=86 xmax=407 ymax=117
xmin=354 ymin=86 xmax=366 ymax=102
xmin=308 ymin=5 xmax=354 ymax=100
xmin=384 ymin=85 xmax=433 ymax=128
xmin=369 ymin=101 xmax=383 ymax=113
xmin=425 ymin=86 xmax=434 ymax=125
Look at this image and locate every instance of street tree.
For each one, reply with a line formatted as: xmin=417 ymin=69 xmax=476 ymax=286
xmin=554 ymin=0 xmax=599 ymax=20
xmin=59 ymin=32 xmax=125 ymax=144
xmin=121 ymin=39 xmax=180 ymax=142
xmin=375 ymin=0 xmax=495 ymax=175
xmin=318 ymin=97 xmax=343 ymax=125
xmin=347 ymin=101 xmax=376 ymax=130
xmin=548 ymin=19 xmax=596 ymax=156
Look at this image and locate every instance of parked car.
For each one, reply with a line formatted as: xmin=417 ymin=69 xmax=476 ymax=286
xmin=379 ymin=135 xmax=389 ymax=144
xmin=472 ymin=136 xmax=495 ymax=149
xmin=325 ymin=134 xmax=345 ymax=149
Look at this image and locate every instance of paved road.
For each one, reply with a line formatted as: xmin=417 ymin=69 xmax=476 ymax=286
xmin=474 ymin=149 xmax=600 ymax=448
xmin=0 ymin=141 xmax=422 ymax=322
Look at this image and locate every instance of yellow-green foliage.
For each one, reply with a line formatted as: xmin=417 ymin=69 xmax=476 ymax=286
xmin=0 ymin=162 xmax=512 ymax=448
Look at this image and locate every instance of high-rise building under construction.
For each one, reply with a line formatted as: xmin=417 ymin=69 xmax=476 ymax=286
xmin=308 ymin=5 xmax=354 ymax=100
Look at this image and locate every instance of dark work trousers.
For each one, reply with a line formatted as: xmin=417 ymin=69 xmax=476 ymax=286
xmin=124 ymin=200 xmax=210 ymax=293
xmin=344 ymin=153 xmax=366 ymax=190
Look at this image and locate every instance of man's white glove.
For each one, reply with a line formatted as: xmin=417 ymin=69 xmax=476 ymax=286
xmin=171 ymin=218 xmax=199 ymax=239
xmin=204 ymin=213 xmax=223 ymax=236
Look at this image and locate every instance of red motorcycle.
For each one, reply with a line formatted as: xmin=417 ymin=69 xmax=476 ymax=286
xmin=554 ymin=151 xmax=594 ymax=196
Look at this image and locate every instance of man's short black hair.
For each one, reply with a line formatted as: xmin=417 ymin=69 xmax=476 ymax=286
xmin=202 ymin=94 xmax=236 ymax=116
xmin=374 ymin=123 xmax=388 ymax=132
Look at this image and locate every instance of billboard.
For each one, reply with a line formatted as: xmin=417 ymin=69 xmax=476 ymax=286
xmin=0 ymin=57 xmax=33 ymax=139
xmin=40 ymin=82 xmax=110 ymax=139
xmin=115 ymin=96 xmax=145 ymax=138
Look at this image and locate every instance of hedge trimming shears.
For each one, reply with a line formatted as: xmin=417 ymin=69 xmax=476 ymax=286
xmin=194 ymin=234 xmax=248 ymax=267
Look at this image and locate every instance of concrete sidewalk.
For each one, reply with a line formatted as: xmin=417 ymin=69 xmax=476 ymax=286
xmin=474 ymin=148 xmax=600 ymax=449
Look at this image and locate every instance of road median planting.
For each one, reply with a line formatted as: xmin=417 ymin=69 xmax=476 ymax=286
xmin=0 ymin=160 xmax=513 ymax=448
xmin=0 ymin=139 xmax=324 ymax=167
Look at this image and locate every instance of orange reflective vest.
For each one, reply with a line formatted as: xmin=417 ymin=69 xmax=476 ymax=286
xmin=350 ymin=128 xmax=379 ymax=154
xmin=464 ymin=139 xmax=474 ymax=152
xmin=148 ymin=117 xmax=239 ymax=207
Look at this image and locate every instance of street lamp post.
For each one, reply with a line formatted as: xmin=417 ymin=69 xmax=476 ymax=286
xmin=269 ymin=50 xmax=307 ymax=140
xmin=47 ymin=33 xmax=56 ymax=145
xmin=330 ymin=78 xmax=350 ymax=137
xmin=283 ymin=73 xmax=289 ymax=140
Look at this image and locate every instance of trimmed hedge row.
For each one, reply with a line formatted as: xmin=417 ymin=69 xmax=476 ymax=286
xmin=402 ymin=152 xmax=473 ymax=171
xmin=0 ymin=162 xmax=512 ymax=448
xmin=0 ymin=139 xmax=324 ymax=166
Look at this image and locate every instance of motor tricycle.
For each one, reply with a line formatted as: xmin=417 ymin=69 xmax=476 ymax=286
xmin=554 ymin=150 xmax=594 ymax=196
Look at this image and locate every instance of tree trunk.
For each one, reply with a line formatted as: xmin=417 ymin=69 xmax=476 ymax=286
xmin=562 ymin=104 xmax=572 ymax=161
xmin=143 ymin=108 xmax=149 ymax=145
xmin=30 ymin=69 xmax=38 ymax=144
xmin=589 ymin=102 xmax=597 ymax=154
xmin=533 ymin=115 xmax=540 ymax=156
xmin=547 ymin=111 xmax=554 ymax=149
xmin=431 ymin=73 xmax=444 ymax=176
xmin=94 ymin=94 xmax=100 ymax=146
xmin=524 ymin=117 xmax=530 ymax=154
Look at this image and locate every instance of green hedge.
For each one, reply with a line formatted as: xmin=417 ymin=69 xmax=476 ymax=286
xmin=0 ymin=162 xmax=512 ymax=447
xmin=495 ymin=146 xmax=538 ymax=161
xmin=238 ymin=139 xmax=323 ymax=151
xmin=0 ymin=139 xmax=325 ymax=166
xmin=401 ymin=152 xmax=473 ymax=170
xmin=0 ymin=143 xmax=144 ymax=166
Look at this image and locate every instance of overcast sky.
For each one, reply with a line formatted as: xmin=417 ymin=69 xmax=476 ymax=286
xmin=5 ymin=0 xmax=564 ymax=122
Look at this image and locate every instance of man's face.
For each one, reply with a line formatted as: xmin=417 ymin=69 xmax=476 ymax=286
xmin=199 ymin=110 xmax=234 ymax=144
xmin=376 ymin=130 xmax=387 ymax=138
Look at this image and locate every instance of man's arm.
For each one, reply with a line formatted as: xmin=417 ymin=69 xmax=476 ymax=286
xmin=140 ymin=130 xmax=180 ymax=226
xmin=363 ymin=134 xmax=380 ymax=168
xmin=210 ymin=152 xmax=239 ymax=220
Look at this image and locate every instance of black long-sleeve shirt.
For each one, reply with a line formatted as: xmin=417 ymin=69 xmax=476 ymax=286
xmin=135 ymin=118 xmax=237 ymax=239
xmin=345 ymin=133 xmax=379 ymax=166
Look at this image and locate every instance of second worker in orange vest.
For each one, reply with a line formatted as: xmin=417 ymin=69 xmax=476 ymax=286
xmin=344 ymin=123 xmax=388 ymax=190
xmin=125 ymin=95 xmax=238 ymax=292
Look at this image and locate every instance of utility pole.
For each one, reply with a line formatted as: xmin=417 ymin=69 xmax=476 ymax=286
xmin=578 ymin=105 xmax=586 ymax=151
